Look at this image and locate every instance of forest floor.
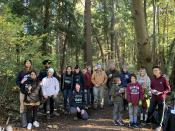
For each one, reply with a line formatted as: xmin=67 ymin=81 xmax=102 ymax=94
xmin=9 ymin=105 xmax=153 ymax=131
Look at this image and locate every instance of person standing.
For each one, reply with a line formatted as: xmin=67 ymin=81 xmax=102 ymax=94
xmin=82 ymin=66 xmax=94 ymax=108
xmin=16 ymin=59 xmax=33 ymax=127
xmin=41 ymin=68 xmax=60 ymax=119
xmin=111 ymin=77 xmax=125 ymax=126
xmin=106 ymin=64 xmax=119 ymax=106
xmin=127 ymin=74 xmax=144 ymax=128
xmin=137 ymin=67 xmax=151 ymax=123
xmin=120 ymin=65 xmax=131 ymax=110
xmin=61 ymin=66 xmax=73 ymax=112
xmin=146 ymin=66 xmax=171 ymax=131
xmin=22 ymin=70 xmax=41 ymax=130
xmin=91 ymin=64 xmax=107 ymax=109
xmin=73 ymin=65 xmax=84 ymax=90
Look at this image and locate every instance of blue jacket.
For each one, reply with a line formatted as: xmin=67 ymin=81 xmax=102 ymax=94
xmin=119 ymin=71 xmax=131 ymax=87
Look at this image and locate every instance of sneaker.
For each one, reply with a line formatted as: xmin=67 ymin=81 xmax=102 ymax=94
xmin=27 ymin=123 xmax=32 ymax=130
xmin=33 ymin=121 xmax=39 ymax=128
xmin=118 ymin=120 xmax=124 ymax=126
xmin=128 ymin=123 xmax=134 ymax=128
xmin=155 ymin=126 xmax=162 ymax=131
xmin=114 ymin=121 xmax=119 ymax=126
xmin=133 ymin=123 xmax=139 ymax=128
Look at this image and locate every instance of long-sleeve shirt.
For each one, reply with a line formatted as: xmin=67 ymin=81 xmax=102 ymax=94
xmin=91 ymin=71 xmax=107 ymax=86
xmin=41 ymin=76 xmax=60 ymax=96
xmin=151 ymin=75 xmax=171 ymax=101
xmin=127 ymin=82 xmax=144 ymax=106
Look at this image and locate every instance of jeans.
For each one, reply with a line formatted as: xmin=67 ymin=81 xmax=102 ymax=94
xmin=93 ymin=86 xmax=104 ymax=107
xmin=63 ymin=89 xmax=72 ymax=110
xmin=26 ymin=105 xmax=38 ymax=123
xmin=70 ymin=107 xmax=88 ymax=120
xmin=43 ymin=96 xmax=55 ymax=114
xmin=20 ymin=92 xmax=25 ymax=113
xmin=129 ymin=104 xmax=138 ymax=124
xmin=84 ymin=88 xmax=94 ymax=106
xmin=113 ymin=102 xmax=123 ymax=121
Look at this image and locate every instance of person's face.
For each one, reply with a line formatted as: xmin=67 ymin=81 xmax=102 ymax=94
xmin=140 ymin=69 xmax=146 ymax=76
xmin=67 ymin=67 xmax=72 ymax=74
xmin=30 ymin=72 xmax=37 ymax=80
xmin=45 ymin=63 xmax=50 ymax=68
xmin=123 ymin=66 xmax=128 ymax=72
xmin=116 ymin=78 xmax=121 ymax=85
xmin=110 ymin=65 xmax=115 ymax=70
xmin=75 ymin=68 xmax=80 ymax=73
xmin=87 ymin=66 xmax=91 ymax=72
xmin=75 ymin=84 xmax=80 ymax=92
xmin=25 ymin=61 xmax=32 ymax=68
xmin=82 ymin=69 xmax=87 ymax=74
xmin=131 ymin=76 xmax=136 ymax=83
xmin=48 ymin=71 xmax=53 ymax=77
xmin=153 ymin=68 xmax=161 ymax=77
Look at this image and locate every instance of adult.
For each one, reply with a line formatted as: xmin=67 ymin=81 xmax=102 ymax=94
xmin=38 ymin=59 xmax=57 ymax=81
xmin=119 ymin=65 xmax=131 ymax=110
xmin=69 ymin=83 xmax=88 ymax=120
xmin=16 ymin=59 xmax=33 ymax=127
xmin=137 ymin=67 xmax=151 ymax=123
xmin=22 ymin=70 xmax=41 ymax=130
xmin=146 ymin=66 xmax=171 ymax=131
xmin=82 ymin=66 xmax=94 ymax=108
xmin=91 ymin=64 xmax=107 ymax=109
xmin=61 ymin=66 xmax=73 ymax=112
xmin=41 ymin=68 xmax=60 ymax=119
xmin=73 ymin=65 xmax=84 ymax=90
xmin=106 ymin=64 xmax=119 ymax=105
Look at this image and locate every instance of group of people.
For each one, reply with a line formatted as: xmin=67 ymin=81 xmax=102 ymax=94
xmin=16 ymin=59 xmax=171 ymax=131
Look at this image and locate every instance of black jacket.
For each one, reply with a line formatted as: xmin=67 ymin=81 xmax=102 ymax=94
xmin=73 ymin=72 xmax=84 ymax=90
xmin=69 ymin=90 xmax=85 ymax=109
xmin=61 ymin=73 xmax=73 ymax=90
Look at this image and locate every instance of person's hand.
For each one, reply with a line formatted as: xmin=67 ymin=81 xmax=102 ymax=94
xmin=28 ymin=86 xmax=32 ymax=93
xmin=81 ymin=109 xmax=85 ymax=115
xmin=53 ymin=93 xmax=58 ymax=98
xmin=95 ymin=84 xmax=99 ymax=87
xmin=128 ymin=103 xmax=132 ymax=106
xmin=44 ymin=96 xmax=48 ymax=99
xmin=151 ymin=89 xmax=158 ymax=95
xmin=157 ymin=91 xmax=163 ymax=95
xmin=109 ymin=74 xmax=112 ymax=78
xmin=77 ymin=107 xmax=81 ymax=112
xmin=139 ymin=100 xmax=142 ymax=106
xmin=21 ymin=78 xmax=27 ymax=84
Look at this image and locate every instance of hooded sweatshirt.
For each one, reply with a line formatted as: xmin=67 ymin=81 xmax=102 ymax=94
xmin=61 ymin=73 xmax=73 ymax=90
xmin=151 ymin=75 xmax=171 ymax=101
xmin=73 ymin=72 xmax=84 ymax=90
xmin=69 ymin=90 xmax=85 ymax=109
xmin=127 ymin=82 xmax=144 ymax=106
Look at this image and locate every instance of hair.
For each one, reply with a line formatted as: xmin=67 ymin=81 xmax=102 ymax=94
xmin=24 ymin=59 xmax=32 ymax=65
xmin=152 ymin=65 xmax=160 ymax=70
xmin=113 ymin=77 xmax=121 ymax=83
xmin=30 ymin=69 xmax=37 ymax=76
xmin=130 ymin=73 xmax=137 ymax=80
xmin=66 ymin=66 xmax=72 ymax=74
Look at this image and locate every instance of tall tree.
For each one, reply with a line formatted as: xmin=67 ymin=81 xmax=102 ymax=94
xmin=131 ymin=0 xmax=152 ymax=76
xmin=84 ymin=0 xmax=92 ymax=66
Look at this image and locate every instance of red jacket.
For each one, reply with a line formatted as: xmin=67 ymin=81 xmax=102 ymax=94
xmin=151 ymin=75 xmax=171 ymax=101
xmin=127 ymin=82 xmax=144 ymax=106
xmin=84 ymin=71 xmax=93 ymax=88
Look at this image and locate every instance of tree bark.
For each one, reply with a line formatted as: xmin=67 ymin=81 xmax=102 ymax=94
xmin=131 ymin=0 xmax=152 ymax=76
xmin=152 ymin=0 xmax=156 ymax=64
xmin=84 ymin=0 xmax=92 ymax=67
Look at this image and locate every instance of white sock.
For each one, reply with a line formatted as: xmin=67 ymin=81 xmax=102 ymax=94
xmin=140 ymin=113 xmax=143 ymax=121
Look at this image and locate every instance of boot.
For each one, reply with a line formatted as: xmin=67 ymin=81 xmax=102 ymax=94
xmin=20 ymin=112 xmax=27 ymax=128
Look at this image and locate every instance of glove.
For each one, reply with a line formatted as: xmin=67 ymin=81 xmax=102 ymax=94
xmin=128 ymin=103 xmax=132 ymax=106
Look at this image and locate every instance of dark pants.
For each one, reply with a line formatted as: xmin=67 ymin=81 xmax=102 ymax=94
xmin=43 ymin=96 xmax=54 ymax=114
xmin=70 ymin=107 xmax=88 ymax=120
xmin=63 ymin=89 xmax=72 ymax=110
xmin=84 ymin=88 xmax=94 ymax=106
xmin=26 ymin=106 xmax=38 ymax=123
xmin=147 ymin=99 xmax=166 ymax=127
xmin=123 ymin=98 xmax=128 ymax=111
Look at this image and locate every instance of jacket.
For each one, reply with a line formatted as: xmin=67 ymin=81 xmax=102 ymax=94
xmin=111 ymin=84 xmax=124 ymax=103
xmin=106 ymin=69 xmax=119 ymax=88
xmin=83 ymin=71 xmax=93 ymax=88
xmin=91 ymin=71 xmax=107 ymax=86
xmin=120 ymin=71 xmax=131 ymax=87
xmin=61 ymin=73 xmax=73 ymax=90
xmin=73 ymin=72 xmax=84 ymax=90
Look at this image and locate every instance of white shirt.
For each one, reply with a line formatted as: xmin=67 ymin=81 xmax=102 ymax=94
xmin=41 ymin=76 xmax=60 ymax=96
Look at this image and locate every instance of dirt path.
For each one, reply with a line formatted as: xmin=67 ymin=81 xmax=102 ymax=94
xmin=12 ymin=105 xmax=153 ymax=131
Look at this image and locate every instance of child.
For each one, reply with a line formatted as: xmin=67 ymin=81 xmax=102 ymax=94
xmin=69 ymin=83 xmax=89 ymax=120
xmin=23 ymin=70 xmax=41 ymax=130
xmin=111 ymin=77 xmax=125 ymax=126
xmin=127 ymin=74 xmax=143 ymax=128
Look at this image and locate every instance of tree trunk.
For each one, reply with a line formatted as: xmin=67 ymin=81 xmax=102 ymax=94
xmin=42 ymin=0 xmax=50 ymax=55
xmin=131 ymin=0 xmax=152 ymax=76
xmin=84 ymin=0 xmax=92 ymax=67
xmin=152 ymin=0 xmax=156 ymax=64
